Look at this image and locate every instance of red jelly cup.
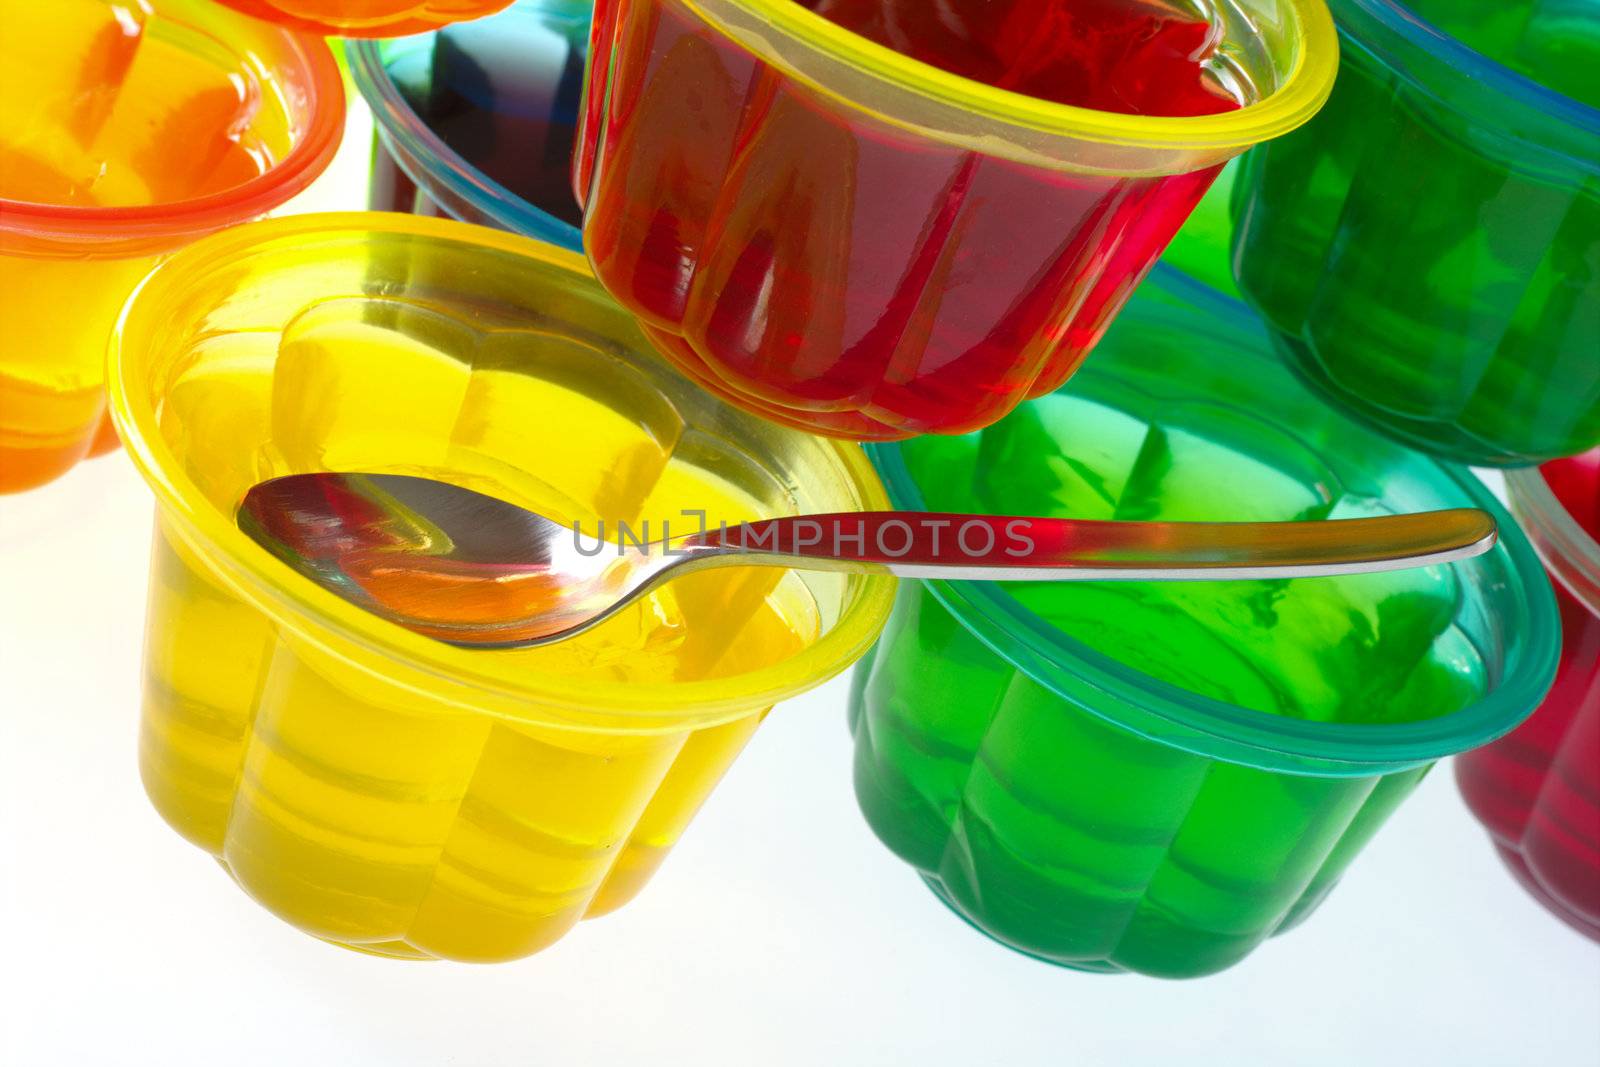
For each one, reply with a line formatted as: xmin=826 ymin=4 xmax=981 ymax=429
xmin=574 ymin=0 xmax=1338 ymax=440
xmin=0 ymin=0 xmax=343 ymax=494
xmin=1457 ymin=450 xmax=1600 ymax=941
xmin=212 ymin=0 xmax=514 ymax=37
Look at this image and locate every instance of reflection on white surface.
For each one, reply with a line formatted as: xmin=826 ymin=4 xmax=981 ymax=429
xmin=0 ymin=99 xmax=1594 ymax=1067
xmin=3 ymin=420 xmax=1596 ymax=1067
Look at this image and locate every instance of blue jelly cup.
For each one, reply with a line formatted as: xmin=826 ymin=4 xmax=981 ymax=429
xmin=347 ymin=0 xmax=588 ymax=250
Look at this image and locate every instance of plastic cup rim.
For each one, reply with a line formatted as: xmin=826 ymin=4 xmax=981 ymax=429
xmin=215 ymin=0 xmax=521 ymax=37
xmin=107 ymin=211 xmax=896 ymax=733
xmin=1336 ymin=0 xmax=1600 ymax=135
xmin=1505 ymin=461 xmax=1600 ymax=618
xmin=684 ymin=0 xmax=1342 ymax=153
xmin=867 ymin=266 xmax=1562 ymax=776
xmin=0 ymin=3 xmax=346 ymax=243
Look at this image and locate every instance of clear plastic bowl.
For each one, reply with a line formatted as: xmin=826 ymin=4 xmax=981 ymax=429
xmin=108 ymin=212 xmax=894 ymax=962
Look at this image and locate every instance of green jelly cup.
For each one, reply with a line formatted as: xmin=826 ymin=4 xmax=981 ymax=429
xmin=1230 ymin=0 xmax=1600 ymax=468
xmin=851 ymin=266 xmax=1560 ymax=979
xmin=108 ymin=212 xmax=893 ymax=962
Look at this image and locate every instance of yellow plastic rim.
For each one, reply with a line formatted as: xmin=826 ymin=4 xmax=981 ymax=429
xmin=108 ymin=212 xmax=897 ymax=732
xmin=689 ymin=0 xmax=1341 ymax=150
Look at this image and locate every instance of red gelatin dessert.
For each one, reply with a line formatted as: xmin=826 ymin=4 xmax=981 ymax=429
xmin=574 ymin=0 xmax=1337 ymax=439
xmin=1457 ymin=450 xmax=1600 ymax=940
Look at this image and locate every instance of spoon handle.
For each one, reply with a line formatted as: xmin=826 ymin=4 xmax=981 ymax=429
xmin=691 ymin=509 xmax=1497 ymax=581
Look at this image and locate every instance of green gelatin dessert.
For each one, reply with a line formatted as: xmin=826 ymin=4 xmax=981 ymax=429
xmin=1159 ymin=159 xmax=1242 ymax=303
xmin=1230 ymin=0 xmax=1600 ymax=467
xmin=851 ymin=268 xmax=1560 ymax=979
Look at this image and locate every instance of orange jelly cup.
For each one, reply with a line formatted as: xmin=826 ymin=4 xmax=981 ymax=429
xmin=0 ymin=0 xmax=343 ymax=494
xmin=213 ymin=0 xmax=515 ymax=37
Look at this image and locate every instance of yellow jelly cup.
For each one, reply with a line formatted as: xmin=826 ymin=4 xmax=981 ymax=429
xmin=0 ymin=0 xmax=343 ymax=494
xmin=108 ymin=212 xmax=894 ymax=962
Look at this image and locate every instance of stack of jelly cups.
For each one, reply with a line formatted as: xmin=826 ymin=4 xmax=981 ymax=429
xmin=109 ymin=212 xmax=894 ymax=961
xmin=851 ymin=265 xmax=1560 ymax=978
xmin=1231 ymin=0 xmax=1600 ymax=467
xmin=1457 ymin=450 xmax=1600 ymax=941
xmin=14 ymin=0 xmax=1570 ymax=982
xmin=348 ymin=0 xmax=589 ymax=248
xmin=575 ymin=0 xmax=1338 ymax=440
xmin=0 ymin=0 xmax=344 ymax=493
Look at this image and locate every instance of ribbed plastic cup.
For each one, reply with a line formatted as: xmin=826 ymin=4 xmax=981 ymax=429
xmin=1457 ymin=450 xmax=1600 ymax=941
xmin=1231 ymin=0 xmax=1600 ymax=467
xmin=109 ymin=212 xmax=894 ymax=962
xmin=575 ymin=0 xmax=1337 ymax=441
xmin=851 ymin=266 xmax=1560 ymax=978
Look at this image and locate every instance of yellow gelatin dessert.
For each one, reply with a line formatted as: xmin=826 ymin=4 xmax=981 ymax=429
xmin=111 ymin=214 xmax=894 ymax=961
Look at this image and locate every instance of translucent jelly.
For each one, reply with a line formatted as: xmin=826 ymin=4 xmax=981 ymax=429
xmin=892 ymin=399 xmax=1485 ymax=717
xmin=215 ymin=0 xmax=515 ymax=37
xmin=576 ymin=0 xmax=1335 ymax=440
xmin=0 ymin=0 xmax=341 ymax=493
xmin=1457 ymin=450 xmax=1600 ymax=940
xmin=798 ymin=0 xmax=1246 ymax=116
xmin=362 ymin=0 xmax=587 ymax=240
xmin=1231 ymin=0 xmax=1600 ymax=466
xmin=852 ymin=279 xmax=1556 ymax=978
xmin=112 ymin=216 xmax=893 ymax=962
xmin=144 ymin=354 xmax=818 ymax=955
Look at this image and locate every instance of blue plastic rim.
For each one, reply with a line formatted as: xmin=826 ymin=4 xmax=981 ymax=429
xmin=866 ymin=265 xmax=1562 ymax=777
xmin=1337 ymin=0 xmax=1600 ymax=159
xmin=346 ymin=0 xmax=589 ymax=251
xmin=1343 ymin=0 xmax=1600 ymax=134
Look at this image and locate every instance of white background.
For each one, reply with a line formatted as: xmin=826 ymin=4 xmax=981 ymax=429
xmin=1 ymin=97 xmax=1596 ymax=1067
